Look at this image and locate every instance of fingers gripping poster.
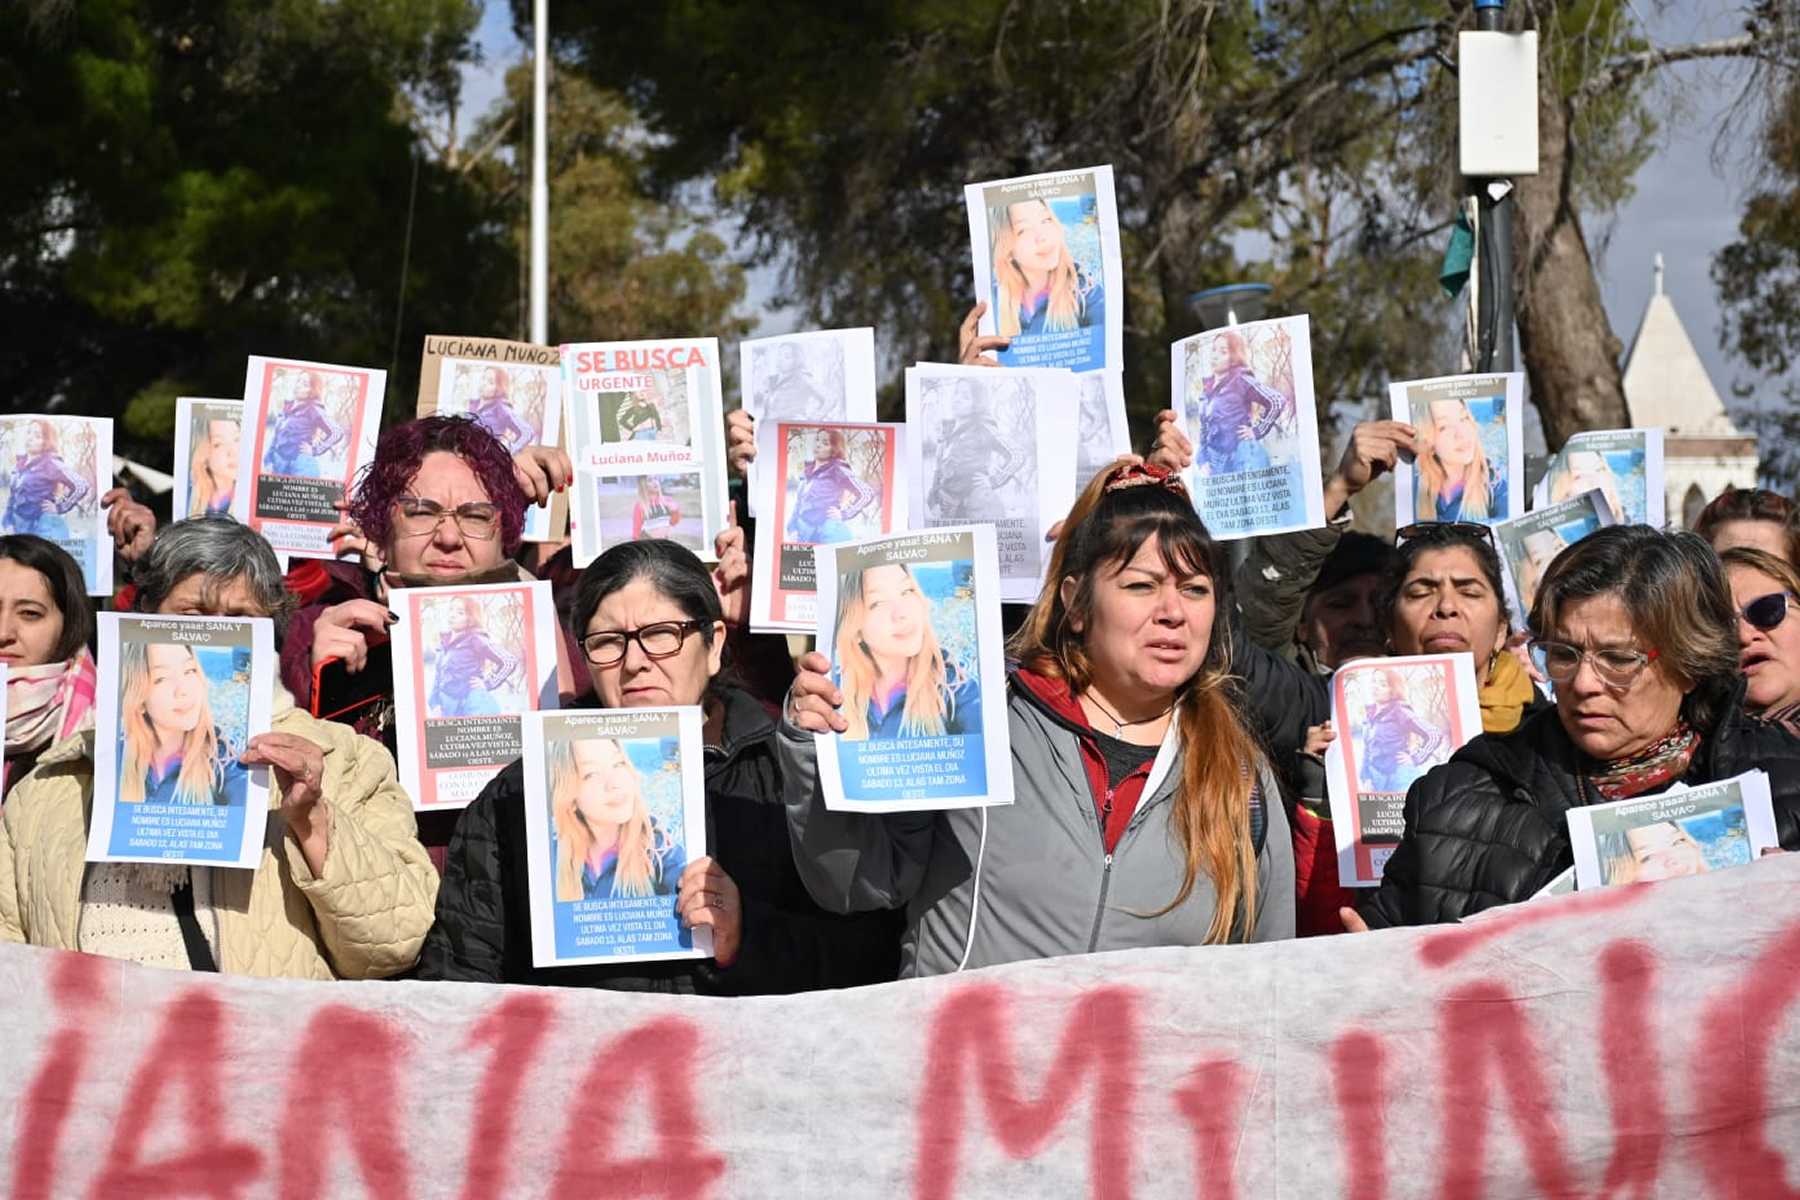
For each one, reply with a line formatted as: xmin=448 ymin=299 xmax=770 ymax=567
xmin=173 ymin=399 xmax=246 ymax=522
xmin=905 ymin=364 xmax=1076 ymax=603
xmin=390 ymin=580 xmax=560 ymax=812
xmin=0 ymin=414 xmax=113 ymax=594
xmin=813 ymin=526 xmax=1012 ymax=812
xmin=239 ymin=356 xmax=384 ymax=559
xmin=1171 ymin=315 xmax=1325 ymax=541
xmin=563 ymin=339 xmax=729 ymax=567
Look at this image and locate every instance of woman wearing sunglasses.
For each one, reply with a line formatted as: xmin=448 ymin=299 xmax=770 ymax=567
xmin=418 ymin=538 xmax=902 ymax=993
xmin=1352 ymin=526 xmax=1800 ymax=929
xmin=1722 ymin=547 xmax=1800 ymax=734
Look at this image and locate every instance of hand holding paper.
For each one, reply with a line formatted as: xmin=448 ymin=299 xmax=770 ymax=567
xmin=957 ymin=301 xmax=1009 ymax=367
xmin=101 ymin=488 xmax=157 ymax=564
xmin=677 ymin=855 xmax=742 ymax=967
xmin=242 ymin=731 xmax=332 ymax=873
xmin=512 ymin=444 xmax=573 ymax=508
xmin=1147 ymin=409 xmax=1193 ymax=473
xmin=787 ymin=650 xmax=847 ymax=734
xmin=712 ymin=501 xmax=750 ymax=628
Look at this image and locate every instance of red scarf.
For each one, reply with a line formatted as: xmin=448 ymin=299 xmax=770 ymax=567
xmin=1584 ymin=722 xmax=1699 ymax=802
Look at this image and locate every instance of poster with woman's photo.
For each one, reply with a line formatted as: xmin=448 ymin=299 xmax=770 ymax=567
xmin=1325 ymin=652 xmax=1481 ymax=886
xmin=813 ymin=526 xmax=1011 ymax=812
xmin=1567 ymin=771 xmax=1777 ymax=892
xmin=1074 ymin=369 xmax=1132 ymax=490
xmin=964 ymin=165 xmax=1122 ymax=374
xmin=1532 ymin=428 xmax=1664 ymax=528
xmin=751 ymin=421 xmax=906 ymax=634
xmin=173 ymin=399 xmax=245 ymax=522
xmin=905 ymin=364 xmax=1077 ymax=603
xmin=390 ymin=580 xmax=560 ymax=811
xmin=740 ymin=327 xmax=879 ymax=516
xmin=86 ymin=613 xmax=275 ymax=870
xmin=563 ymin=339 xmax=728 ymax=567
xmin=1494 ymin=489 xmax=1617 ymax=624
xmin=239 ymin=356 xmax=383 ymax=558
xmin=0 ymin=414 xmax=112 ymax=595
xmin=1172 ymin=316 xmax=1326 ymax=541
xmin=417 ymin=335 xmax=565 ymax=542
xmin=1391 ymin=372 xmax=1526 ymax=529
xmin=522 ymin=706 xmax=710 ymax=967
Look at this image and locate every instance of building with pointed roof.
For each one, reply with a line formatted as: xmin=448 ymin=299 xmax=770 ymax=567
xmin=1621 ymin=254 xmax=1758 ymax=526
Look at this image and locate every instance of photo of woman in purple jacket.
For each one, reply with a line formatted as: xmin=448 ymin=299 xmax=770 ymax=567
xmin=786 ymin=428 xmax=877 ymax=545
xmin=1188 ymin=329 xmax=1293 ymax=477
xmin=467 ymin=366 xmax=539 ymax=454
xmin=2 ymin=419 xmax=93 ymax=542
xmin=263 ymin=370 xmax=349 ymax=477
xmin=426 ymin=595 xmax=522 ymax=719
xmin=1354 ymin=667 xmax=1447 ymax=795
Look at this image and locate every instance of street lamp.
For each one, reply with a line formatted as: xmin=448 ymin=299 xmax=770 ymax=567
xmin=1186 ymin=282 xmax=1272 ymax=330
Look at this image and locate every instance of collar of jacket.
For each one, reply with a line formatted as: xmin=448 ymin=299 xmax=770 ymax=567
xmin=705 ymin=684 xmax=777 ymax=763
xmin=1007 ymin=666 xmax=1182 ymax=807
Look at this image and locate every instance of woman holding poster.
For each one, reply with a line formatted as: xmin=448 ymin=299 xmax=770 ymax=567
xmin=788 ymin=428 xmax=875 ymax=545
xmin=834 ymin=561 xmax=980 ymax=741
xmin=550 ymin=736 xmax=685 ymax=900
xmin=1415 ymin=397 xmax=1507 ymax=522
xmin=783 ymin=460 xmax=1295 ymax=976
xmin=991 ymin=198 xmax=1105 ymax=341
xmin=189 ymin=415 xmax=241 ymax=517
xmin=117 ymin=640 xmax=248 ymax=807
xmin=2 ymin=419 xmax=93 ymax=541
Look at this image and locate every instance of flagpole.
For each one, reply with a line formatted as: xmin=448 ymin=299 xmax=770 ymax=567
xmin=529 ymin=0 xmax=549 ymax=344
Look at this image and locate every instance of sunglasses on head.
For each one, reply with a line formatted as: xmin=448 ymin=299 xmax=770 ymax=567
xmin=1394 ymin=521 xmax=1497 ymax=549
xmin=1740 ymin=591 xmax=1796 ymax=631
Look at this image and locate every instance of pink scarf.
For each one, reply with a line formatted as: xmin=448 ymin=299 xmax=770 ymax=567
xmin=4 ymin=652 xmax=97 ymax=790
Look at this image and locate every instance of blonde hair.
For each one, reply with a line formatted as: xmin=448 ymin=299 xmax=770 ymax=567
xmin=188 ymin=418 xmax=238 ymax=516
xmin=1550 ymin=450 xmax=1623 ymax=522
xmin=1009 ymin=464 xmax=1266 ymax=943
xmin=1416 ymin=398 xmax=1496 ymax=521
xmin=550 ymin=737 xmax=657 ymax=901
xmin=834 ymin=563 xmax=951 ymax=740
xmin=118 ymin=641 xmax=223 ymax=805
xmin=992 ymin=199 xmax=1081 ymax=338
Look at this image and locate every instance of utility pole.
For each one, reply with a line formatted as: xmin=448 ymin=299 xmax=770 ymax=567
xmin=1471 ymin=0 xmax=1515 ymax=372
xmin=529 ymin=0 xmax=549 ymax=345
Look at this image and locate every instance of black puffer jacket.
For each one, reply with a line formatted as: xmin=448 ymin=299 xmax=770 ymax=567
xmin=1361 ymin=687 xmax=1800 ymax=928
xmin=416 ymin=686 xmax=903 ymax=992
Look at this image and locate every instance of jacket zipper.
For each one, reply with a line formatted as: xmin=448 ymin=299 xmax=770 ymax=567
xmin=1086 ymin=788 xmax=1116 ymax=953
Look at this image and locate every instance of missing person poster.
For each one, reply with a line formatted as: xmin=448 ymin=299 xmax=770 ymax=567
xmin=1494 ymin=488 xmax=1617 ymax=623
xmin=417 ymin=335 xmax=565 ymax=542
xmin=740 ymin=327 xmax=879 ymax=517
xmin=964 ymin=165 xmax=1122 ymax=374
xmin=1567 ymin=771 xmax=1778 ymax=891
xmin=239 ymin=356 xmax=383 ymax=559
xmin=0 ymin=414 xmax=113 ymax=595
xmin=1391 ymin=372 xmax=1526 ymax=529
xmin=1074 ymin=369 xmax=1132 ymax=491
xmin=905 ymin=363 xmax=1077 ymax=603
xmin=1325 ymin=652 xmax=1482 ymax=886
xmin=522 ymin=706 xmax=711 ymax=967
xmin=750 ymin=421 xmax=906 ymax=634
xmin=1532 ymin=428 xmax=1665 ymax=528
xmin=173 ymin=399 xmax=246 ymax=521
xmin=813 ymin=526 xmax=1011 ymax=812
xmin=563 ymin=338 xmax=728 ymax=567
xmin=86 ymin=613 xmax=276 ymax=870
xmin=1172 ymin=315 xmax=1326 ymax=541
xmin=390 ymin=580 xmax=560 ymax=811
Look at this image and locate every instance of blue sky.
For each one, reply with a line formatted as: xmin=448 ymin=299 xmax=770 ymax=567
xmin=462 ymin=6 xmax=1772 ymax=409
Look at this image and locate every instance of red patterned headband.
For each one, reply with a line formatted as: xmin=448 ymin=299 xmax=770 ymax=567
xmin=1101 ymin=460 xmax=1189 ymax=498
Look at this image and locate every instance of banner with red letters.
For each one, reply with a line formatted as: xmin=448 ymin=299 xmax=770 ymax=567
xmin=5 ymin=853 xmax=1800 ymax=1198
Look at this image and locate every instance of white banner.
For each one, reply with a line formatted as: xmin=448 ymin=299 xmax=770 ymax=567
xmin=5 ymin=854 xmax=1800 ymax=1198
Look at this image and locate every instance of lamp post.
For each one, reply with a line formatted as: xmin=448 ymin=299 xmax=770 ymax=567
xmin=1470 ymin=0 xmax=1514 ymax=373
xmin=529 ymin=0 xmax=549 ymax=345
xmin=1186 ymin=282 xmax=1273 ymax=330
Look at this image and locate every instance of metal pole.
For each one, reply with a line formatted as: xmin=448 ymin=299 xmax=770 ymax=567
xmin=1471 ymin=0 xmax=1514 ymax=372
xmin=529 ymin=0 xmax=549 ymax=345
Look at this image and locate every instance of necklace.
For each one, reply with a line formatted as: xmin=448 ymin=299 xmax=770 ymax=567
xmin=1081 ymin=691 xmax=1175 ymax=737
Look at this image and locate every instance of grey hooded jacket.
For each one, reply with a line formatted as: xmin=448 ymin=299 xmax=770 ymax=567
xmin=780 ymin=674 xmax=1296 ymax=978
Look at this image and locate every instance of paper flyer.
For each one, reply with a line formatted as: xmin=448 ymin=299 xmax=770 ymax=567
xmin=417 ymin=334 xmax=565 ymax=541
xmin=563 ymin=338 xmax=728 ymax=567
xmin=239 ymin=356 xmax=384 ymax=559
xmin=523 ymin=706 xmax=711 ymax=967
xmin=1494 ymin=488 xmax=1617 ymax=623
xmin=750 ymin=420 xmax=906 ymax=634
xmin=173 ymin=399 xmax=246 ymax=521
xmin=1172 ymin=315 xmax=1326 ymax=541
xmin=85 ymin=613 xmax=276 ymax=870
xmin=905 ymin=363 xmax=1077 ymax=603
xmin=390 ymin=580 xmax=560 ymax=811
xmin=965 ymin=165 xmax=1122 ymax=374
xmin=1567 ymin=771 xmax=1778 ymax=891
xmin=1325 ymin=652 xmax=1483 ymax=886
xmin=739 ymin=327 xmax=878 ymax=517
xmin=1074 ymin=369 xmax=1132 ymax=490
xmin=0 ymin=414 xmax=113 ymax=595
xmin=1391 ymin=372 xmax=1526 ymax=529
xmin=813 ymin=526 xmax=1012 ymax=812
xmin=1531 ymin=427 xmax=1665 ymax=528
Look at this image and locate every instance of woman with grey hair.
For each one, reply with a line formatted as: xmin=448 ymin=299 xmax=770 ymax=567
xmin=1353 ymin=525 xmax=1800 ymax=929
xmin=0 ymin=516 xmax=439 ymax=978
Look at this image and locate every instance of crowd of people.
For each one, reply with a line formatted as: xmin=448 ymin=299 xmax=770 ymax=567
xmin=1 ymin=310 xmax=1798 ymax=991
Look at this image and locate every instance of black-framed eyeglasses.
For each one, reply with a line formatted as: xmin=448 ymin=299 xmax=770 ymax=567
xmin=581 ymin=620 xmax=707 ymax=666
xmin=394 ymin=496 xmax=502 ymax=541
xmin=1530 ymin=639 xmax=1659 ymax=687
xmin=1740 ymin=591 xmax=1796 ymax=632
xmin=1395 ymin=521 xmax=1497 ymax=548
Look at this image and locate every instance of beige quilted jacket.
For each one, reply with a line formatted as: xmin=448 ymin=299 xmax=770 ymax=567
xmin=0 ymin=690 xmax=439 ymax=979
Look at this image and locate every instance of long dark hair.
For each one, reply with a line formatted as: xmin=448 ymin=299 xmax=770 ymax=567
xmin=0 ymin=534 xmax=95 ymax=662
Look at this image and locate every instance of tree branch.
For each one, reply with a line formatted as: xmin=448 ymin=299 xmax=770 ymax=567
xmin=1578 ymin=34 xmax=1762 ymax=101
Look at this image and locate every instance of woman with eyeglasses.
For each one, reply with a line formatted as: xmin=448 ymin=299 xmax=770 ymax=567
xmin=1352 ymin=526 xmax=1800 ymax=929
xmin=418 ymin=538 xmax=903 ymax=992
xmin=1721 ymin=547 xmax=1800 ymax=734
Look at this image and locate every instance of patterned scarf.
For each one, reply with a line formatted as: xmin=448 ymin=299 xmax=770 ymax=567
xmin=1584 ymin=721 xmax=1700 ymax=802
xmin=4 ymin=653 xmax=97 ymax=796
